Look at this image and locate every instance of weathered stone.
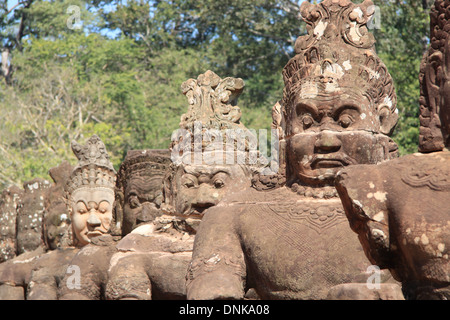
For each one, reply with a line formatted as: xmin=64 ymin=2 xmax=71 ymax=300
xmin=58 ymin=235 xmax=117 ymax=300
xmin=0 ymin=185 xmax=23 ymax=262
xmin=56 ymin=147 xmax=172 ymax=300
xmin=0 ymin=246 xmax=46 ymax=299
xmin=186 ymin=0 xmax=402 ymax=300
xmin=16 ymin=178 xmax=51 ymax=255
xmin=335 ymin=0 xmax=450 ymax=300
xmin=1 ymin=136 xmax=116 ymax=300
xmin=65 ymin=135 xmax=116 ymax=248
xmin=107 ymin=226 xmax=194 ymax=300
xmin=57 ymin=135 xmax=118 ymax=299
xmin=43 ymin=161 xmax=73 ymax=250
xmin=105 ymin=70 xmax=257 ymax=300
xmin=419 ymin=0 xmax=450 ymax=152
xmin=0 ymin=161 xmax=75 ymax=300
xmin=327 ymin=283 xmax=405 ymax=300
xmin=0 ymin=284 xmax=25 ymax=300
xmin=26 ymin=247 xmax=79 ymax=300
xmin=115 ymin=149 xmax=171 ymax=236
xmin=336 ymin=152 xmax=450 ymax=300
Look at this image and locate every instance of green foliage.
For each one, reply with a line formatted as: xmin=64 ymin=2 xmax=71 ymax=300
xmin=23 ymin=0 xmax=97 ymax=38
xmin=372 ymin=0 xmax=429 ymax=154
xmin=0 ymin=0 xmax=434 ymax=189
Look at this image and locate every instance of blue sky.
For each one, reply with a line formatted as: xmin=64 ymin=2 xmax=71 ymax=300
xmin=2 ymin=0 xmax=307 ymax=40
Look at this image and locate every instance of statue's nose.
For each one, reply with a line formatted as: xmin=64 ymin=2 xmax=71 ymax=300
xmin=87 ymin=212 xmax=101 ymax=228
xmin=136 ymin=203 xmax=159 ymax=224
xmin=191 ymin=184 xmax=218 ymax=209
xmin=314 ymin=130 xmax=342 ymax=153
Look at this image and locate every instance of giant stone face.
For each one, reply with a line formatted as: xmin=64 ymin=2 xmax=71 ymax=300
xmin=70 ymin=187 xmax=114 ymax=246
xmin=286 ymin=82 xmax=396 ymax=185
xmin=173 ymin=163 xmax=249 ymax=217
xmin=122 ymin=175 xmax=164 ymax=235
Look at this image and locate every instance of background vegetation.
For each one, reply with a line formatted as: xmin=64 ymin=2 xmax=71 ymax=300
xmin=0 ymin=0 xmax=431 ymax=189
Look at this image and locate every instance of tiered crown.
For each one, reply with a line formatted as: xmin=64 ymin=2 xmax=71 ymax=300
xmin=65 ymin=135 xmax=116 ymax=195
xmin=116 ymin=149 xmax=171 ymax=192
xmin=281 ymin=0 xmax=397 ymax=134
xmin=171 ymin=70 xmax=260 ymax=165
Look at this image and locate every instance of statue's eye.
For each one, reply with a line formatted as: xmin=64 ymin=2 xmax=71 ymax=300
xmin=76 ymin=203 xmax=87 ymax=214
xmin=128 ymin=195 xmax=140 ymax=209
xmin=98 ymin=202 xmax=109 ymax=214
xmin=183 ymin=179 xmax=196 ymax=188
xmin=301 ymin=115 xmax=314 ymax=129
xmin=181 ymin=174 xmax=198 ymax=188
xmin=213 ymin=179 xmax=225 ymax=189
xmin=212 ymin=172 xmax=228 ymax=189
xmin=338 ymin=114 xmax=354 ymax=128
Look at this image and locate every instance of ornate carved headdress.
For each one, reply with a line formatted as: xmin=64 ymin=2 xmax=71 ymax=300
xmin=179 ymin=70 xmax=245 ymax=130
xmin=115 ymin=149 xmax=171 ymax=197
xmin=419 ymin=0 xmax=450 ymax=152
xmin=117 ymin=149 xmax=170 ymax=179
xmin=280 ymin=0 xmax=398 ymax=136
xmin=171 ymin=70 xmax=259 ymax=165
xmin=65 ymin=135 xmax=116 ymax=197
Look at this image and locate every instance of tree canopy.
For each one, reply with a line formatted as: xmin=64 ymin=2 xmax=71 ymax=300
xmin=0 ymin=0 xmax=431 ymax=189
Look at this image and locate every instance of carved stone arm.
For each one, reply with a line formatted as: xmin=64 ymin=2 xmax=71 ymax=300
xmin=186 ymin=206 xmax=246 ymax=300
xmin=58 ymin=240 xmax=116 ymax=300
xmin=335 ymin=165 xmax=392 ymax=269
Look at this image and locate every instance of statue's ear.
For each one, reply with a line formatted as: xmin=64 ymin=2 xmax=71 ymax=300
xmin=441 ymin=37 xmax=450 ymax=146
xmin=378 ymin=103 xmax=398 ymax=136
xmin=112 ymin=190 xmax=124 ymax=236
xmin=427 ymin=50 xmax=444 ymax=88
xmin=442 ymin=37 xmax=450 ymax=79
xmin=161 ymin=165 xmax=176 ymax=214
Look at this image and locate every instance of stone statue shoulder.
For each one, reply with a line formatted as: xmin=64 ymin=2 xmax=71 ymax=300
xmin=115 ymin=221 xmax=194 ymax=254
xmin=89 ymin=234 xmax=119 ymax=247
xmin=397 ymin=151 xmax=450 ymax=192
xmin=217 ymin=184 xmax=294 ymax=206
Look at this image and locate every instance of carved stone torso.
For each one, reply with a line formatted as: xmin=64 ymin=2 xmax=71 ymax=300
xmin=26 ymin=247 xmax=80 ymax=300
xmin=335 ymin=151 xmax=450 ymax=299
xmin=116 ymin=215 xmax=196 ymax=254
xmin=106 ymin=218 xmax=196 ymax=300
xmin=44 ymin=161 xmax=73 ymax=250
xmin=0 ymin=186 xmax=23 ymax=262
xmin=16 ymin=179 xmax=51 ymax=255
xmin=192 ymin=185 xmax=391 ymax=299
xmin=58 ymin=235 xmax=118 ymax=300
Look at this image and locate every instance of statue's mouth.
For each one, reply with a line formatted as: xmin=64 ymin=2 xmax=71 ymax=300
xmin=86 ymin=230 xmax=104 ymax=237
xmin=310 ymin=156 xmax=349 ymax=169
xmin=189 ymin=206 xmax=213 ymax=217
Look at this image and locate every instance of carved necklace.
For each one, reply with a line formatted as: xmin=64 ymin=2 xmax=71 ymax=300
xmin=290 ymin=183 xmax=339 ymax=199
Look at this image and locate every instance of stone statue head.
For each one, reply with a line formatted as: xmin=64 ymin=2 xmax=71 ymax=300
xmin=419 ymin=0 xmax=450 ymax=152
xmin=64 ymin=135 xmax=116 ymax=247
xmin=16 ymin=178 xmax=51 ymax=254
xmin=162 ymin=71 xmax=257 ymax=221
xmin=0 ymin=185 xmax=23 ymax=262
xmin=115 ymin=149 xmax=171 ymax=236
xmin=276 ymin=0 xmax=399 ymax=186
xmin=43 ymin=161 xmax=73 ymax=250
xmin=163 ymin=160 xmax=252 ymax=219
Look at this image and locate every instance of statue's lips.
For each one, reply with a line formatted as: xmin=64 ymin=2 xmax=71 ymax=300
xmin=310 ymin=156 xmax=349 ymax=169
xmin=86 ymin=230 xmax=104 ymax=237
